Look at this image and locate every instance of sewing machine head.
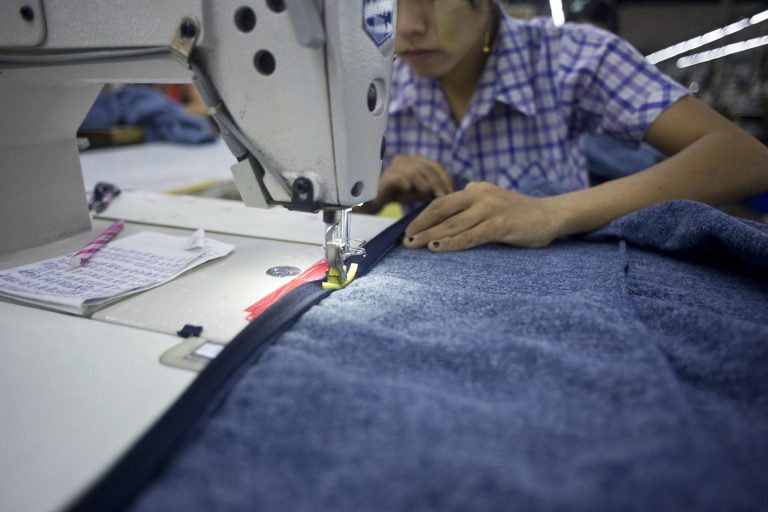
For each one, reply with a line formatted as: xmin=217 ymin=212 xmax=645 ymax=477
xmin=0 ymin=0 xmax=396 ymax=268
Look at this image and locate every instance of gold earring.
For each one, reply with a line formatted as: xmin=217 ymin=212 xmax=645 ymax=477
xmin=483 ymin=26 xmax=492 ymax=53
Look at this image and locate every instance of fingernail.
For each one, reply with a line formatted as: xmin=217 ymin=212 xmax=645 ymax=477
xmin=430 ymin=241 xmax=440 ymax=249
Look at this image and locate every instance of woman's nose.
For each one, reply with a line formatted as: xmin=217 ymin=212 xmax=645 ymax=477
xmin=396 ymin=0 xmax=430 ymax=38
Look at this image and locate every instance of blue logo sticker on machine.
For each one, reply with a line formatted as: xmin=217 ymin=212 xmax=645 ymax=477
xmin=363 ymin=0 xmax=394 ymax=46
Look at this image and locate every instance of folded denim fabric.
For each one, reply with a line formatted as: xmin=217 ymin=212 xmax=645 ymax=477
xmin=81 ymin=85 xmax=215 ymax=144
xmin=128 ymin=200 xmax=768 ymax=512
xmin=585 ymin=200 xmax=768 ymax=268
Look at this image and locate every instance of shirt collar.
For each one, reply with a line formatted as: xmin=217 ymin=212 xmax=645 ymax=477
xmin=388 ymin=59 xmax=416 ymax=115
xmin=482 ymin=14 xmax=537 ymax=118
xmin=390 ymin=60 xmax=455 ymax=144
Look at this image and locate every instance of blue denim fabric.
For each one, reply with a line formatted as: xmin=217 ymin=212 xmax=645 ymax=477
xmin=586 ymin=199 xmax=768 ymax=268
xmin=129 ymin=202 xmax=768 ymax=512
xmin=81 ymin=85 xmax=215 ymax=144
xmin=584 ymin=133 xmax=666 ymax=183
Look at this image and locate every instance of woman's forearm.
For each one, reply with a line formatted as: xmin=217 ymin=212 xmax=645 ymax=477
xmin=547 ymin=128 xmax=768 ymax=239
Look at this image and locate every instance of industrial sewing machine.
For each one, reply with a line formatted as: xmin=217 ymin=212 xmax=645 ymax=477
xmin=0 ymin=4 xmax=395 ymax=509
xmin=0 ymin=0 xmax=395 ymax=288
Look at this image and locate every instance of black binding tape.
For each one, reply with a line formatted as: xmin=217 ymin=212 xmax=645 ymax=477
xmin=67 ymin=209 xmax=420 ymax=512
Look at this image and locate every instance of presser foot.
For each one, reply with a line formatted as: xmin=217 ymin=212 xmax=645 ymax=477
xmin=322 ymin=262 xmax=359 ymax=290
xmin=322 ymin=208 xmax=365 ymax=290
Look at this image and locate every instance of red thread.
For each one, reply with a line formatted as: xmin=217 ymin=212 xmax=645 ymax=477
xmin=244 ymin=259 xmax=328 ymax=322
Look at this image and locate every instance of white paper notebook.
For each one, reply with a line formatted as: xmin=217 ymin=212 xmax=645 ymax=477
xmin=0 ymin=231 xmax=234 ymax=315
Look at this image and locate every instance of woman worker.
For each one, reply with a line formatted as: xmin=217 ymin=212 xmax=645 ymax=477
xmin=361 ymin=0 xmax=768 ymax=252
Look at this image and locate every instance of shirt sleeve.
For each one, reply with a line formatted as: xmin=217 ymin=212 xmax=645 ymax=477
xmin=564 ymin=28 xmax=689 ymax=147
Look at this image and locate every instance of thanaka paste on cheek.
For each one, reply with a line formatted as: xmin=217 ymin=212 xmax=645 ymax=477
xmin=434 ymin=0 xmax=474 ymax=48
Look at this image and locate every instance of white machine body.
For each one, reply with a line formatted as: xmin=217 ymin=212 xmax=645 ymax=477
xmin=0 ymin=0 xmax=396 ymax=255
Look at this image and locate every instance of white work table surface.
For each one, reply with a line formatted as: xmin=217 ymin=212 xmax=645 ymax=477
xmin=0 ymin=301 xmax=195 ymax=512
xmin=79 ymin=139 xmax=236 ymax=193
xmin=0 ymin=140 xmax=396 ymax=512
xmin=0 ymin=204 xmax=394 ymax=512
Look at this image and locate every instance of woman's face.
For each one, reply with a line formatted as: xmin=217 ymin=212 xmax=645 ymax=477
xmin=396 ymin=0 xmax=491 ymax=78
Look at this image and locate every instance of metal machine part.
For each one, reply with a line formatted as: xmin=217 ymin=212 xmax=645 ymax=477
xmin=265 ymin=266 xmax=302 ymax=278
xmin=0 ymin=0 xmax=396 ymax=260
xmin=323 ymin=208 xmax=366 ymax=288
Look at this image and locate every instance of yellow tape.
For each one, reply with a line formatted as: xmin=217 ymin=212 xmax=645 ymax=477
xmin=322 ymin=262 xmax=359 ymax=290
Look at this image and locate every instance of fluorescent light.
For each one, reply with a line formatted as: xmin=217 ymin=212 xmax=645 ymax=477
xmin=676 ymin=35 xmax=768 ymax=68
xmin=550 ymin=0 xmax=565 ymax=26
xmin=751 ymin=10 xmax=768 ymax=25
xmin=646 ymin=8 xmax=768 ymax=65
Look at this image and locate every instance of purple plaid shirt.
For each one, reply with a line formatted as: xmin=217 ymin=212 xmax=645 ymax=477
xmin=385 ymin=15 xmax=688 ymax=192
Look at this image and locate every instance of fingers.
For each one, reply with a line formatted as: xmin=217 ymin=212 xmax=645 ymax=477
xmin=402 ymin=158 xmax=452 ymax=199
xmin=410 ymin=169 xmax=436 ymax=197
xmin=424 ymin=221 xmax=497 ymax=252
xmin=382 ymin=169 xmax=434 ymax=204
xmin=379 ymin=156 xmax=454 ymax=204
xmin=404 ymin=193 xmax=486 ymax=249
xmin=404 ymin=192 xmax=474 ymax=239
xmin=403 ymin=208 xmax=496 ymax=252
xmin=402 ymin=182 xmax=562 ymax=252
xmin=414 ymin=156 xmax=454 ymax=196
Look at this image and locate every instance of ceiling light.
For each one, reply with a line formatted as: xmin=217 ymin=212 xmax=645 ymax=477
xmin=550 ymin=0 xmax=565 ymax=27
xmin=676 ymin=35 xmax=768 ymax=68
xmin=646 ymin=8 xmax=768 ymax=64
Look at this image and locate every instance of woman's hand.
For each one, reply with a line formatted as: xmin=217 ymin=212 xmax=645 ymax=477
xmin=358 ymin=155 xmax=454 ymax=214
xmin=403 ymin=182 xmax=564 ymax=252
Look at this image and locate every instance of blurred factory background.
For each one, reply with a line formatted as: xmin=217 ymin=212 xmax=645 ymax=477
xmin=76 ymin=0 xmax=768 ymax=218
xmin=508 ymin=0 xmax=768 ymax=145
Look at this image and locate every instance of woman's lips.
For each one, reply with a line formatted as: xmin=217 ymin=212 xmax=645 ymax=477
xmin=402 ymin=49 xmax=436 ymax=64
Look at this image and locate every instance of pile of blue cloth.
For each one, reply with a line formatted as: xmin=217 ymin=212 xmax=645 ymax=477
xmin=584 ymin=133 xmax=666 ymax=183
xmin=127 ymin=200 xmax=768 ymax=512
xmin=80 ymin=85 xmax=215 ymax=144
